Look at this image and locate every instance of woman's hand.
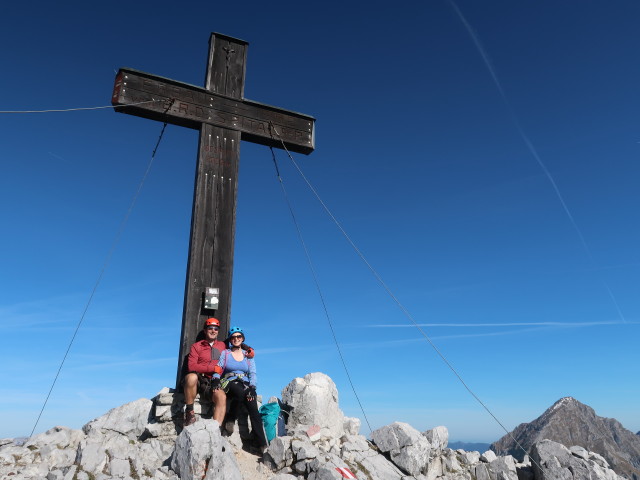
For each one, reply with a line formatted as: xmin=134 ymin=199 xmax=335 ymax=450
xmin=246 ymin=386 xmax=257 ymax=401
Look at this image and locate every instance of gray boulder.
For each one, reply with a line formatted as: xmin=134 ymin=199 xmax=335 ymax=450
xmin=569 ymin=445 xmax=589 ymax=461
xmin=488 ymin=455 xmax=518 ymax=480
xmin=371 ymin=421 xmax=432 ymax=476
xmin=265 ymin=436 xmax=294 ymax=471
xmin=282 ymin=373 xmax=345 ymax=439
xmin=530 ymin=439 xmax=620 ymax=480
xmin=423 ymin=426 xmax=448 ymax=452
xmin=460 ymin=451 xmax=481 ymax=465
xmin=441 ymin=448 xmax=465 ymax=474
xmin=343 ymin=417 xmax=361 ymax=436
xmin=83 ymin=397 xmax=153 ymax=441
xmin=76 ymin=430 xmax=135 ymax=476
xmin=22 ymin=426 xmax=84 ymax=471
xmin=475 ymin=462 xmax=492 ymax=480
xmin=308 ymin=452 xmax=352 ymax=480
xmin=481 ymin=450 xmax=497 ymax=463
xmin=292 ymin=438 xmax=320 ymax=461
xmin=171 ymin=419 xmax=241 ymax=480
xmin=341 ymin=433 xmax=405 ymax=480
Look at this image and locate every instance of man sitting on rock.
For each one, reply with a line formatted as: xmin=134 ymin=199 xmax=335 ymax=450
xmin=182 ymin=317 xmax=254 ymax=426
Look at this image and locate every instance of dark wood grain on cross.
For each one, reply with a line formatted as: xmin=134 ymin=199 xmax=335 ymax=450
xmin=111 ymin=33 xmax=315 ymax=386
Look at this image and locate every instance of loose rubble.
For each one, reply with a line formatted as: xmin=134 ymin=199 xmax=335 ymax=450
xmin=0 ymin=372 xmax=625 ymax=479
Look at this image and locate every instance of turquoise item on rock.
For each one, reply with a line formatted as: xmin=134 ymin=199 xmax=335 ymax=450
xmin=259 ymin=402 xmax=281 ymax=443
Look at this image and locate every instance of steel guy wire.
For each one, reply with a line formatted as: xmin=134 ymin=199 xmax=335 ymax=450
xmin=28 ymin=103 xmax=174 ymax=439
xmin=267 ymin=137 xmax=374 ymax=435
xmin=0 ymin=99 xmax=161 ymax=114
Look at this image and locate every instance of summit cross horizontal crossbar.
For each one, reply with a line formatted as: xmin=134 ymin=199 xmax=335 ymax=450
xmin=112 ymin=68 xmax=315 ymax=154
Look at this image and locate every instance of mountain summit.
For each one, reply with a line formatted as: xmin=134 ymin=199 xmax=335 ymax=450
xmin=491 ymin=397 xmax=640 ymax=479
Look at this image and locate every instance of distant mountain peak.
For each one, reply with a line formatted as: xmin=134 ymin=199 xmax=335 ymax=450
xmin=544 ymin=396 xmax=587 ymax=416
xmin=556 ymin=396 xmax=578 ymax=404
xmin=492 ymin=398 xmax=640 ymax=479
xmin=550 ymin=396 xmax=579 ymax=410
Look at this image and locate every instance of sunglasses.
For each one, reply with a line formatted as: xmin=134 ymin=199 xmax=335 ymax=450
xmin=230 ymin=334 xmax=244 ymax=340
xmin=206 ymin=326 xmax=219 ymax=331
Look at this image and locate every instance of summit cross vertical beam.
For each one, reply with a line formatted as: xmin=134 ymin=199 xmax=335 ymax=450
xmin=111 ymin=33 xmax=315 ymax=386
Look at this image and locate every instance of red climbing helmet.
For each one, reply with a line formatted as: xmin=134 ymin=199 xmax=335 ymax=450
xmin=204 ymin=317 xmax=220 ymax=328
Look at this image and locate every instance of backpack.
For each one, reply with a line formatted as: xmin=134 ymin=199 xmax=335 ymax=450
xmin=259 ymin=398 xmax=294 ymax=442
xmin=259 ymin=402 xmax=281 ymax=443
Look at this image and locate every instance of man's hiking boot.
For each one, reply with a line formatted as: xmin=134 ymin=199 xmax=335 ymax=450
xmin=184 ymin=409 xmax=196 ymax=426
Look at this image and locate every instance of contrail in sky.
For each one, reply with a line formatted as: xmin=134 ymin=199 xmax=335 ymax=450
xmin=369 ymin=320 xmax=634 ymax=327
xmin=446 ymin=0 xmax=627 ymax=323
xmin=446 ymin=0 xmax=589 ymax=254
xmin=48 ymin=152 xmax=67 ymax=162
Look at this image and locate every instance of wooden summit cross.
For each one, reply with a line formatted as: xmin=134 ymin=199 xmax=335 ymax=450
xmin=111 ymin=33 xmax=315 ymax=385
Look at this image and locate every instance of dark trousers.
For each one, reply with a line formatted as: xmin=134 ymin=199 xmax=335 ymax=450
xmin=226 ymin=380 xmax=267 ymax=447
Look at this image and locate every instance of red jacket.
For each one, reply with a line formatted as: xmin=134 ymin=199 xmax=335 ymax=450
xmin=187 ymin=339 xmax=226 ymax=377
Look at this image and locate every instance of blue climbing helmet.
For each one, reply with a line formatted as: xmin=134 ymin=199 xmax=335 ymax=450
xmin=228 ymin=326 xmax=244 ymax=338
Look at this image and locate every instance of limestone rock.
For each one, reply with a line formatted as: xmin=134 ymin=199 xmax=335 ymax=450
xmin=488 ymin=455 xmax=518 ymax=480
xmin=204 ymin=445 xmax=243 ymax=480
xmin=25 ymin=426 xmax=84 ymax=451
xmin=265 ymin=435 xmax=294 ymax=471
xmin=14 ymin=462 xmax=50 ymax=478
xmin=340 ymin=433 xmax=405 ymax=480
xmin=570 ymin=445 xmax=589 ymax=461
xmin=343 ymin=417 xmax=361 ymax=436
xmin=310 ymin=467 xmax=343 ymax=480
xmin=171 ymin=419 xmax=241 ymax=480
xmin=475 ymin=462 xmax=492 ymax=480
xmin=423 ymin=455 xmax=443 ymax=480
xmin=442 ymin=449 xmax=464 ymax=474
xmin=292 ymin=438 xmax=320 ymax=461
xmin=0 ymin=444 xmax=37 ymax=475
xmin=530 ymin=439 xmax=621 ymax=480
xmin=371 ymin=422 xmax=431 ymax=476
xmin=481 ymin=450 xmax=497 ymax=463
xmin=282 ymin=373 xmax=345 ymax=439
xmin=116 ymin=437 xmax=175 ymax=478
xmin=75 ymin=437 xmax=109 ymax=474
xmin=308 ymin=452 xmax=352 ymax=480
xmin=19 ymin=426 xmax=84 ymax=471
xmin=423 ymin=426 xmax=448 ymax=452
xmin=460 ymin=451 xmax=480 ymax=465
xmin=589 ymin=451 xmax=610 ymax=468
xmin=144 ymin=420 xmax=179 ymax=438
xmin=341 ymin=434 xmax=370 ymax=457
xmin=83 ymin=397 xmax=153 ymax=441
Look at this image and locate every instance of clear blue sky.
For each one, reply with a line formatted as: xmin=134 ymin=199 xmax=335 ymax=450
xmin=1 ymin=1 xmax=639 ymax=442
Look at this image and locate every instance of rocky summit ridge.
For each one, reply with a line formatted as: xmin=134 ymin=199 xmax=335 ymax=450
xmin=491 ymin=396 xmax=640 ymax=480
xmin=0 ymin=373 xmax=627 ymax=480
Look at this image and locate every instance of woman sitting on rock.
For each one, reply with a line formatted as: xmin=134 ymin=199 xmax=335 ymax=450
xmin=214 ymin=326 xmax=268 ymax=451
